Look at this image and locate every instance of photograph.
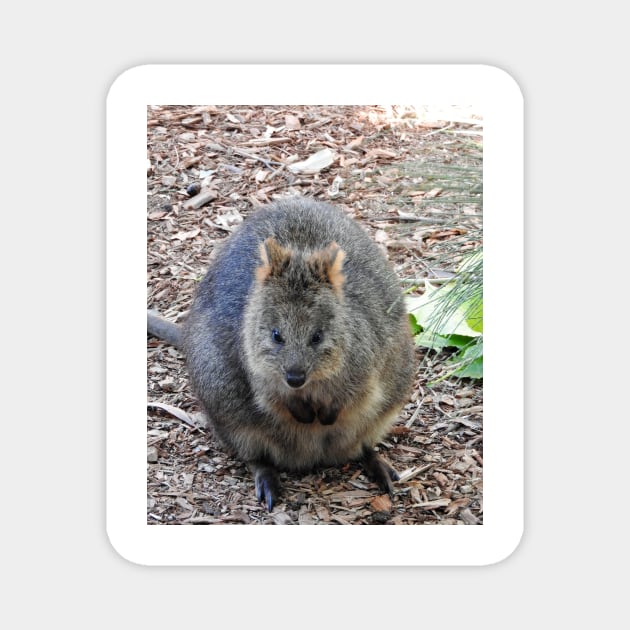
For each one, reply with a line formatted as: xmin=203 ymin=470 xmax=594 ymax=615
xmin=146 ymin=103 xmax=484 ymax=526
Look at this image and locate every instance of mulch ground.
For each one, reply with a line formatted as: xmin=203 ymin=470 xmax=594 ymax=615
xmin=147 ymin=104 xmax=483 ymax=525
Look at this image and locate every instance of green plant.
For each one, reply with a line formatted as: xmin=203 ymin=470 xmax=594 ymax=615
xmin=407 ymin=249 xmax=483 ymax=382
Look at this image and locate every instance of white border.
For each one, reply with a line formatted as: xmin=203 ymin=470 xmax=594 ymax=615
xmin=106 ymin=64 xmax=523 ymax=565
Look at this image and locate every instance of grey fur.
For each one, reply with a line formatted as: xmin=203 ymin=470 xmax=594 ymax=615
xmin=148 ymin=197 xmax=415 ymax=510
xmin=147 ymin=310 xmax=182 ymax=349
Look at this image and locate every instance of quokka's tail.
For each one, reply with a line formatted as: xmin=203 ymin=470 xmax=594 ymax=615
xmin=147 ymin=310 xmax=183 ymax=349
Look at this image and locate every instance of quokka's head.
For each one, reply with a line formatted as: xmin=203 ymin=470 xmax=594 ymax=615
xmin=243 ymin=237 xmax=350 ymax=390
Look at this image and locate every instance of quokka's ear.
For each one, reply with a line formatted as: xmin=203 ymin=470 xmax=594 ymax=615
xmin=308 ymin=242 xmax=346 ymax=296
xmin=256 ymin=237 xmax=293 ymax=282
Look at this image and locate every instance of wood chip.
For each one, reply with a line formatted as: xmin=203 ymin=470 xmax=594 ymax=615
xmin=272 ymin=512 xmax=294 ymax=525
xmin=285 ymin=114 xmax=301 ymax=130
xmin=370 ymin=494 xmax=392 ymax=512
xmin=412 ymin=499 xmax=451 ymax=510
xmin=182 ymin=188 xmax=218 ymax=210
xmin=459 ymin=508 xmax=480 ymax=525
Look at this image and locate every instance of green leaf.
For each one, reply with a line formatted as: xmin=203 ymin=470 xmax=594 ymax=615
xmin=449 ymin=339 xmax=483 ymax=378
xmin=414 ymin=331 xmax=455 ymax=350
xmin=415 ymin=332 xmax=478 ymax=351
xmin=459 ymin=338 xmax=483 ymax=361
xmin=408 ymin=312 xmax=422 ymax=335
xmin=407 ymin=283 xmax=482 ymax=338
xmin=465 ymin=296 xmax=483 ymax=333
xmin=451 ymin=356 xmax=483 ymax=378
xmin=444 ymin=334 xmax=477 ymax=349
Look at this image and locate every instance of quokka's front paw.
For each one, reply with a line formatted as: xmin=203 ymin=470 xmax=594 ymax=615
xmin=286 ymin=398 xmax=316 ymax=423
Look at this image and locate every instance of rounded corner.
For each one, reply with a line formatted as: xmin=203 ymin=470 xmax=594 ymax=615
xmin=105 ymin=524 xmax=150 ymax=567
xmin=106 ymin=64 xmax=152 ymax=104
xmin=477 ymin=64 xmax=524 ymax=103
xmin=480 ymin=523 xmax=524 ymax=567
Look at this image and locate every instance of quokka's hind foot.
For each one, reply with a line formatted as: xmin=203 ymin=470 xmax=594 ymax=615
xmin=251 ymin=463 xmax=282 ymax=512
xmin=361 ymin=446 xmax=399 ymax=496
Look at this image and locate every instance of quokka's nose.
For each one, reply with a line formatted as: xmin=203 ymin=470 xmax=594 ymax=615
xmin=285 ymin=370 xmax=306 ymax=388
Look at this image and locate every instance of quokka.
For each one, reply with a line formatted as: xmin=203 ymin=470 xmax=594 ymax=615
xmin=148 ymin=197 xmax=415 ymax=510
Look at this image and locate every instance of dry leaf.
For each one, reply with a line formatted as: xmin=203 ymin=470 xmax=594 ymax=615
xmin=171 ymin=227 xmax=200 ymax=241
xmin=147 ymin=401 xmax=202 ymax=427
xmin=214 ymin=210 xmax=243 ymax=230
xmin=287 ymin=148 xmax=337 ymax=174
xmin=285 ymin=114 xmax=301 ymax=130
xmin=364 ymin=148 xmax=398 ymax=161
xmin=148 ymin=211 xmax=168 ymax=221
xmin=425 ymin=187 xmax=443 ymax=198
xmin=344 ymin=135 xmax=364 ymax=150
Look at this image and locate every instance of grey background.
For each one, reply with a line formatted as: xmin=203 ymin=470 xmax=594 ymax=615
xmin=2 ymin=2 xmax=625 ymax=627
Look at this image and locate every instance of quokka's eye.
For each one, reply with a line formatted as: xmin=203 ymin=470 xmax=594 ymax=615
xmin=271 ymin=328 xmax=285 ymax=344
xmin=310 ymin=330 xmax=323 ymax=345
